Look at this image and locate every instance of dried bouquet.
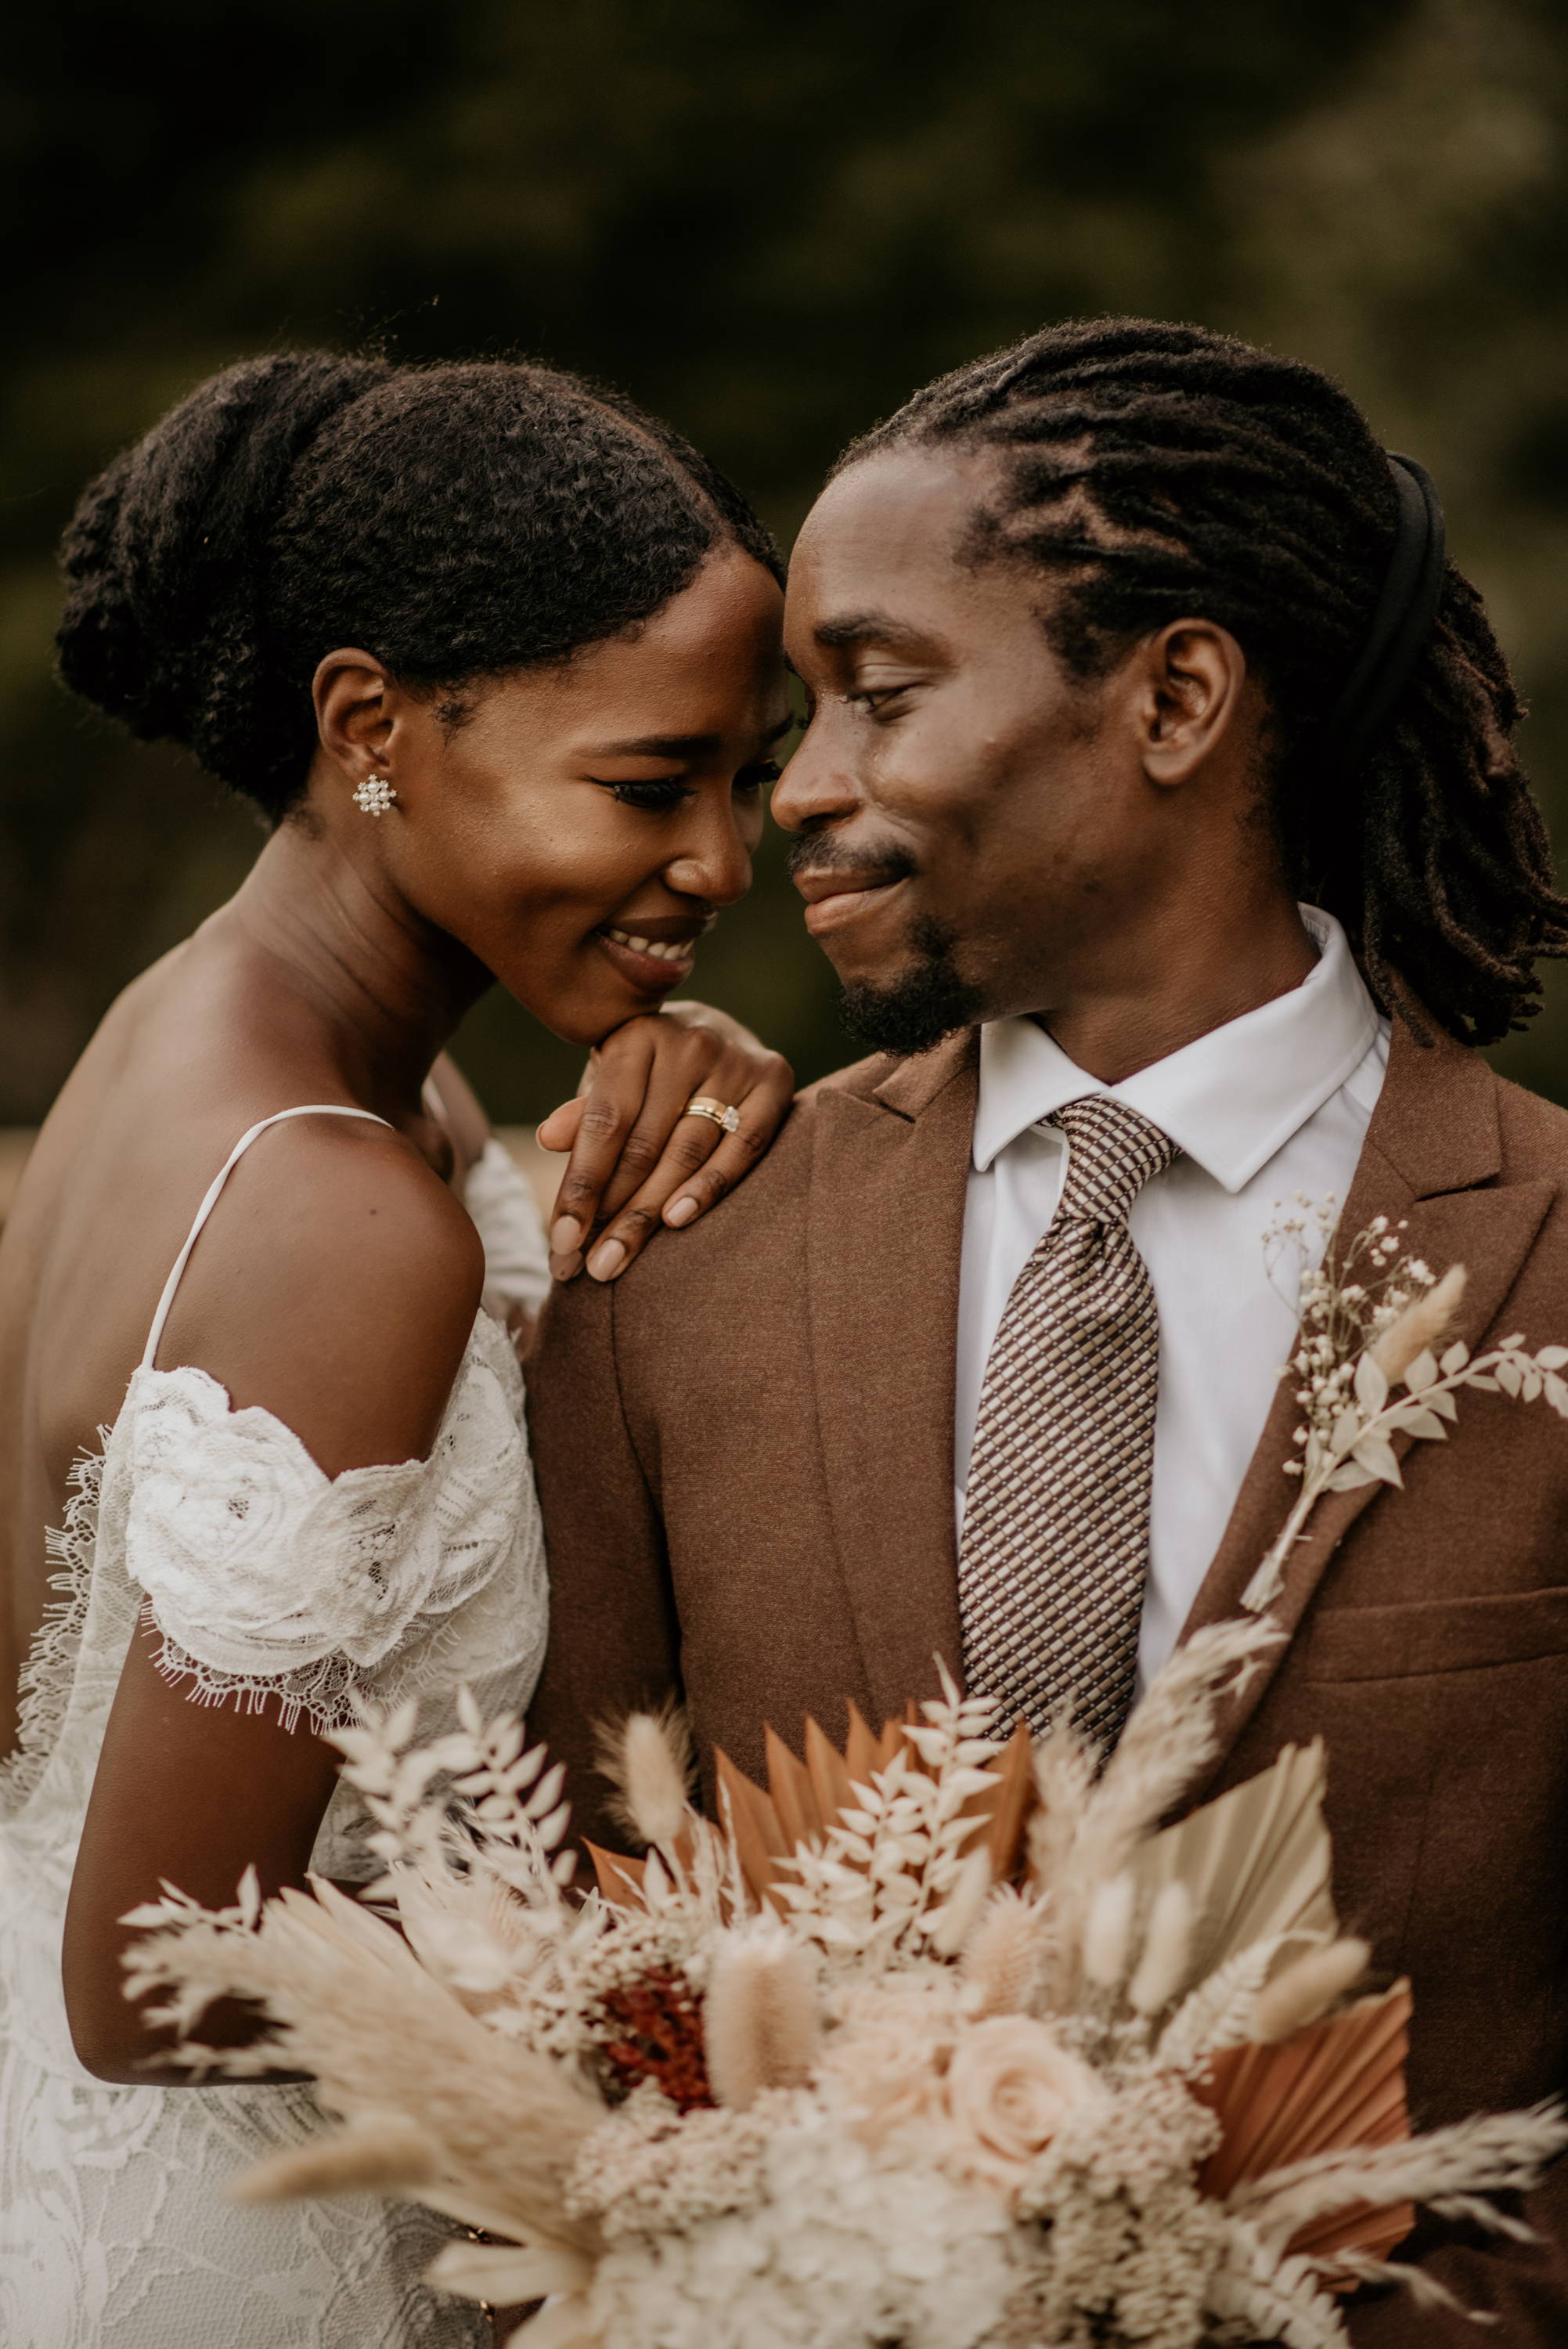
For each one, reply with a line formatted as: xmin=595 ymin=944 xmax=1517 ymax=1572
xmin=124 ymin=1225 xmax=1568 ymax=2349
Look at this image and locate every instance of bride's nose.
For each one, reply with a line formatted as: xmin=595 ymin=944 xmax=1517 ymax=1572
xmin=661 ymin=803 xmax=753 ymax=907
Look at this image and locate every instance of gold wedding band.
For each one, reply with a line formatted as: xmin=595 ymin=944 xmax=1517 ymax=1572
xmin=683 ymin=1094 xmax=741 ymax=1135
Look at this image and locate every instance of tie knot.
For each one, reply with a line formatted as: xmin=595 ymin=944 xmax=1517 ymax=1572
xmin=1047 ymin=1095 xmax=1179 ymax=1228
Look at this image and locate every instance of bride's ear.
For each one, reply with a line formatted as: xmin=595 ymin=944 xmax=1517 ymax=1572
xmin=312 ymin=649 xmax=395 ymax=789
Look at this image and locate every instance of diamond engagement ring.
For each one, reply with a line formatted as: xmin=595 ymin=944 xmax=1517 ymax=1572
xmin=683 ymin=1095 xmax=741 ymax=1134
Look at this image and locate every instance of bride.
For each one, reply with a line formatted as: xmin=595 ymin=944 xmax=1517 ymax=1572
xmin=0 ymin=352 xmax=793 ymax=2346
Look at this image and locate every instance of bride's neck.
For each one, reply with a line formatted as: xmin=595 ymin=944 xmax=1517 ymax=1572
xmin=213 ymin=817 xmax=492 ymax=1113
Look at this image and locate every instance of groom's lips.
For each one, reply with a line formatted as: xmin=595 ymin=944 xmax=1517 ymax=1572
xmin=792 ymin=865 xmax=911 ymax=937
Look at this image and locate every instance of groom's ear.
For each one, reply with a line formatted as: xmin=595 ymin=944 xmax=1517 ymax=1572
xmin=1133 ymin=619 xmax=1250 ymax=789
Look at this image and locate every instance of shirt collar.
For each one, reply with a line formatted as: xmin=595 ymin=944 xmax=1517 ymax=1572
xmin=971 ymin=906 xmax=1383 ymax=1193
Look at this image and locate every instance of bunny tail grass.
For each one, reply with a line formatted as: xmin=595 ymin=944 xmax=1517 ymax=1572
xmin=595 ymin=1701 xmax=696 ymax=1851
xmin=705 ymin=1925 xmax=820 ymax=2109
xmin=1371 ymin=1265 xmax=1467 ymax=1382
xmin=1252 ymin=1939 xmax=1371 ymax=2044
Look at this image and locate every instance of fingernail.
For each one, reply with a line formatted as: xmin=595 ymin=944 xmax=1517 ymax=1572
xmin=665 ymin=1196 xmax=700 ymax=1228
xmin=550 ymin=1250 xmax=583 ymax=1282
xmin=586 ymin=1238 xmax=627 ymax=1283
xmin=550 ymin=1217 xmax=582 ymax=1255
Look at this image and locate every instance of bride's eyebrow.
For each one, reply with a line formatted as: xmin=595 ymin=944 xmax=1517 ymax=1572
xmin=584 ymin=713 xmax=796 ymax=760
xmin=584 ymin=731 xmax=722 ymax=759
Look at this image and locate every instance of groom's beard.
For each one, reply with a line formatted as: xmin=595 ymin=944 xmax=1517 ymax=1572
xmin=837 ymin=912 xmax=984 ymax=1057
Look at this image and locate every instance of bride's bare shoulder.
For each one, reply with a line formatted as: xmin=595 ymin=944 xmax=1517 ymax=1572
xmin=147 ymin=1111 xmax=485 ymax=1478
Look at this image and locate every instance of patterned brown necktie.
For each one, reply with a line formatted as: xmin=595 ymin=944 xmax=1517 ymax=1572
xmin=958 ymin=1093 xmax=1181 ymax=1748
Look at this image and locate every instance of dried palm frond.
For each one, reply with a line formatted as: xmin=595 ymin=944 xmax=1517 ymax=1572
xmin=681 ymin=1689 xmax=1036 ymax=1918
xmin=1197 ymin=1984 xmax=1414 ymax=2271
xmin=1128 ymin=1740 xmax=1336 ymax=1999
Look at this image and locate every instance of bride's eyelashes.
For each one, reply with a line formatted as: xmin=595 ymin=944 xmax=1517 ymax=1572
xmin=597 ymin=762 xmax=781 ymax=814
xmin=600 ymin=778 xmax=694 ymax=811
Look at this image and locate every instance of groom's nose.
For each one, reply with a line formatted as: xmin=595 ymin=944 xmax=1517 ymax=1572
xmin=770 ymin=711 xmax=861 ymax=836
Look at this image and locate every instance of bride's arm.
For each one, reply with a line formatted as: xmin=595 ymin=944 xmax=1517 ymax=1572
xmin=62 ymin=1121 xmax=484 ymax=2085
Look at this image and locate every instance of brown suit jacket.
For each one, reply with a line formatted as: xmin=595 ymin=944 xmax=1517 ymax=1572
xmin=526 ymin=1016 xmax=1568 ymax=2341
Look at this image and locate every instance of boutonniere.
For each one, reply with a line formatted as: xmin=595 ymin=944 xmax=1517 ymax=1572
xmin=1244 ymin=1200 xmax=1568 ymax=1612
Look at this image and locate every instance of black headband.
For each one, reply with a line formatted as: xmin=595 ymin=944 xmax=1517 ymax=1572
xmin=1319 ymin=453 xmax=1447 ymax=770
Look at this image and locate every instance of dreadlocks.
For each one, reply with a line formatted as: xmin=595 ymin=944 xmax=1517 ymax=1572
xmin=838 ymin=318 xmax=1567 ymax=1048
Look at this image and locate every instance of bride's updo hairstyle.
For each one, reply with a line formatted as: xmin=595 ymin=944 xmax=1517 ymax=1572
xmin=56 ymin=352 xmax=782 ymax=824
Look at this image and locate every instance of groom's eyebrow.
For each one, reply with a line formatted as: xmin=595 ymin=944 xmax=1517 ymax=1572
xmin=813 ymin=612 xmax=931 ymax=655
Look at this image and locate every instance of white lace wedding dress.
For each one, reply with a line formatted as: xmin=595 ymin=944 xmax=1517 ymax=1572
xmin=0 ymin=1109 xmax=553 ymax=2349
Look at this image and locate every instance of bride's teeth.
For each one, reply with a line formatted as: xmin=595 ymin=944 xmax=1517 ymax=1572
xmin=604 ymin=929 xmax=693 ymax=964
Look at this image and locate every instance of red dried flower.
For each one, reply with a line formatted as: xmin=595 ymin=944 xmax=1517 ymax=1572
xmin=589 ymin=1965 xmax=714 ymax=2113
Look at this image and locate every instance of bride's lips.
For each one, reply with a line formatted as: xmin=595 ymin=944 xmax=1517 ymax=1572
xmin=593 ymin=914 xmax=710 ymax=992
xmin=792 ymin=866 xmax=911 ymax=937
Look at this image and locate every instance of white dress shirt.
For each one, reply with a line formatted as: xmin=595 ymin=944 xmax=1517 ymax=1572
xmin=956 ymin=905 xmax=1390 ymax=1691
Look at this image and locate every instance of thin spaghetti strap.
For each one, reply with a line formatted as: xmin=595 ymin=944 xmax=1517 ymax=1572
xmin=141 ymin=1105 xmax=394 ymax=1372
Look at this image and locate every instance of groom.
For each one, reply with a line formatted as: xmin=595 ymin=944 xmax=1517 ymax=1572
xmin=526 ymin=320 xmax=1568 ymax=2339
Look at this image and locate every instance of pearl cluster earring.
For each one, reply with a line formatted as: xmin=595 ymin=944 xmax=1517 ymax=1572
xmin=353 ymin=774 xmax=397 ymax=818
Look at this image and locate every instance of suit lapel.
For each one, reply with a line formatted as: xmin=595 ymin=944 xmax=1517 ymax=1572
xmin=1182 ymin=1022 xmax=1553 ymax=1779
xmin=806 ymin=1036 xmax=975 ymax=1722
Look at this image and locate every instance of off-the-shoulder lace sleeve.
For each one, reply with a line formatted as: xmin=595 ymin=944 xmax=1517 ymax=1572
xmin=463 ymin=1135 xmax=550 ymax=1314
xmin=114 ymin=1315 xmax=535 ymax=1734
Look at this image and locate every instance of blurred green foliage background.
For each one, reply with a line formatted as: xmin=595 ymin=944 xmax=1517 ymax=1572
xmin=5 ymin=0 xmax=1568 ymax=1123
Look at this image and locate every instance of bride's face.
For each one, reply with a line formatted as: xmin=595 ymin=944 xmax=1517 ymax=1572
xmin=321 ymin=544 xmax=789 ymax=1045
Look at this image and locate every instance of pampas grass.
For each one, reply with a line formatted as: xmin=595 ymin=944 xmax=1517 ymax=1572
xmin=1231 ymin=2104 xmax=1568 ymax=2243
xmin=235 ymin=2115 xmax=438 ymax=2204
xmin=128 ymin=1875 xmax=606 ymax=2253
xmin=1087 ymin=1617 xmax=1283 ymax=1874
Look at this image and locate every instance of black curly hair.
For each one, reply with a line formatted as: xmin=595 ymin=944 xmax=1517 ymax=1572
xmin=56 ymin=351 xmax=783 ymax=824
xmin=839 ymin=317 xmax=1568 ymax=1048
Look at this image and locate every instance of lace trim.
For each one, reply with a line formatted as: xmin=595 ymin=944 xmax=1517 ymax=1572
xmin=0 ymin=1434 xmax=106 ymax=1816
xmin=141 ymin=1607 xmax=371 ymax=1739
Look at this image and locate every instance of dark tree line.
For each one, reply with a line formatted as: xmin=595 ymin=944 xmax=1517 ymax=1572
xmin=5 ymin=0 xmax=1567 ymax=1119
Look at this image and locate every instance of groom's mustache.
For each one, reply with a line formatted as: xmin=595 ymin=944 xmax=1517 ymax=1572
xmin=784 ymin=835 xmax=920 ymax=899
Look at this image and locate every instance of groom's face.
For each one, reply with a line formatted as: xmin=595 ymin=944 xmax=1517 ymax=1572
xmin=777 ymin=446 xmax=1165 ymax=1052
